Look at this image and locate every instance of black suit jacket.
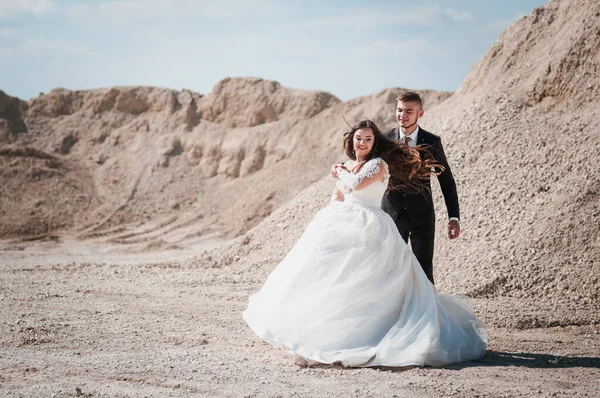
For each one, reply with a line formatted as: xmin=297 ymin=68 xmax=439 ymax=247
xmin=382 ymin=126 xmax=460 ymax=222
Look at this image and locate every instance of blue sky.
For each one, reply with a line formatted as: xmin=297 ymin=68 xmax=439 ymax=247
xmin=1 ymin=0 xmax=547 ymax=101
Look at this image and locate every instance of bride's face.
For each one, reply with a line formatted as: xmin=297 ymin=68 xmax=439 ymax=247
xmin=353 ymin=128 xmax=375 ymax=160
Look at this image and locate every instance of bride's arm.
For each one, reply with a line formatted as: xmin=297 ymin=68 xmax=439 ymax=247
xmin=329 ymin=186 xmax=345 ymax=203
xmin=336 ymin=159 xmax=388 ymax=192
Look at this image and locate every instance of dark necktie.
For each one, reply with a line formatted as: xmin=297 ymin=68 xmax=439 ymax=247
xmin=404 ymin=136 xmax=411 ymax=145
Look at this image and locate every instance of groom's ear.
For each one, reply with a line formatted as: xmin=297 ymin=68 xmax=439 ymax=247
xmin=418 ymin=109 xmax=425 ymax=118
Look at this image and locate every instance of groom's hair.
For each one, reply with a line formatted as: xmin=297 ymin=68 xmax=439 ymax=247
xmin=396 ymin=91 xmax=423 ymax=108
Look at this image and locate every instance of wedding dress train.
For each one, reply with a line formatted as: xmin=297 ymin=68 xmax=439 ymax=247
xmin=243 ymin=158 xmax=487 ymax=367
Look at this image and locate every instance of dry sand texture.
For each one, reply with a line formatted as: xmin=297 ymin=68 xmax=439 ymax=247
xmin=1 ymin=0 xmax=600 ymax=396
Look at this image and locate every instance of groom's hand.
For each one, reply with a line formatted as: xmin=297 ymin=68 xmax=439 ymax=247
xmin=448 ymin=220 xmax=460 ymax=240
xmin=331 ymin=164 xmax=342 ymax=178
xmin=331 ymin=163 xmax=348 ymax=178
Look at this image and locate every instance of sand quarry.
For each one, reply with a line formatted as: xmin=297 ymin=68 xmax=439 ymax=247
xmin=1 ymin=0 xmax=599 ymax=396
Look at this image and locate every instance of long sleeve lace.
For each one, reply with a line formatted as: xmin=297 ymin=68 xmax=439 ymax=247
xmin=336 ymin=158 xmax=384 ymax=192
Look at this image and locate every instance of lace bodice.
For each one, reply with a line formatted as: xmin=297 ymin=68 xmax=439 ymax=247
xmin=336 ymin=158 xmax=390 ymax=208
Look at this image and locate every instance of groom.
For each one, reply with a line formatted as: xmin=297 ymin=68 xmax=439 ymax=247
xmin=381 ymin=91 xmax=460 ymax=284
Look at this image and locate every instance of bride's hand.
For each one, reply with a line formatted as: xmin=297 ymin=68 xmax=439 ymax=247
xmin=331 ymin=163 xmax=347 ymax=178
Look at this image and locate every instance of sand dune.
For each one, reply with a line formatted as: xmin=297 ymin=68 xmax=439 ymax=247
xmin=1 ymin=0 xmax=600 ymax=396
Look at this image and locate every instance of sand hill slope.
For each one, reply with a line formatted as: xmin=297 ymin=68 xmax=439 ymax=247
xmin=0 ymin=82 xmax=335 ymax=244
xmin=0 ymin=80 xmax=450 ymax=247
xmin=2 ymin=0 xmax=596 ymax=329
xmin=424 ymin=0 xmax=600 ymax=306
xmin=198 ymin=0 xmax=600 ymax=328
xmin=459 ymin=0 xmax=600 ymax=110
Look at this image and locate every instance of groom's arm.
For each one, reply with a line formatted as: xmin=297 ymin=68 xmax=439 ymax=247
xmin=431 ymin=138 xmax=460 ymax=220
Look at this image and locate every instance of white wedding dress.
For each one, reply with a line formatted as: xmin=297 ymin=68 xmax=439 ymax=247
xmin=243 ymin=158 xmax=487 ymax=367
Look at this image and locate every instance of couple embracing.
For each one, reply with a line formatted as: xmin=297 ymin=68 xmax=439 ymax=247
xmin=243 ymin=92 xmax=487 ymax=367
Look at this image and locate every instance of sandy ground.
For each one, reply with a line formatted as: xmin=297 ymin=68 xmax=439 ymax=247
xmin=1 ymin=242 xmax=599 ymax=398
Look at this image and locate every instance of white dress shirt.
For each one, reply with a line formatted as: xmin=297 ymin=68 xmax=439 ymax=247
xmin=399 ymin=126 xmax=419 ymax=147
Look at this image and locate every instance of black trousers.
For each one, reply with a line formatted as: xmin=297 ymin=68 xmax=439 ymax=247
xmin=391 ymin=208 xmax=436 ymax=284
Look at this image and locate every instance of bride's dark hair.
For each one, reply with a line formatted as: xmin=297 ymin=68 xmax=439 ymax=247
xmin=343 ymin=119 xmax=443 ymax=192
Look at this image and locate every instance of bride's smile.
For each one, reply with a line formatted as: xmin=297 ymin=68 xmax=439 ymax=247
xmin=353 ymin=128 xmax=374 ymax=160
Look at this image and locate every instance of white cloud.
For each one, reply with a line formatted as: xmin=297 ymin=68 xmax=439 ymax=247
xmin=0 ymin=37 xmax=98 ymax=56
xmin=296 ymin=5 xmax=474 ymax=32
xmin=487 ymin=18 xmax=513 ymax=31
xmin=67 ymin=1 xmax=183 ymax=20
xmin=301 ymin=6 xmax=441 ymax=30
xmin=372 ymin=39 xmax=431 ymax=56
xmin=488 ymin=13 xmax=526 ymax=31
xmin=0 ymin=28 xmax=16 ymax=39
xmin=0 ymin=0 xmax=56 ymax=18
xmin=444 ymin=8 xmax=473 ymax=23
xmin=65 ymin=0 xmax=289 ymax=23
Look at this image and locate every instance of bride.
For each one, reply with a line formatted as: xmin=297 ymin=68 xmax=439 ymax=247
xmin=243 ymin=120 xmax=487 ymax=367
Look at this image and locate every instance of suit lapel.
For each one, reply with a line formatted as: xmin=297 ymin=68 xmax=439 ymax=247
xmin=416 ymin=128 xmax=434 ymax=160
xmin=416 ymin=126 xmax=426 ymax=145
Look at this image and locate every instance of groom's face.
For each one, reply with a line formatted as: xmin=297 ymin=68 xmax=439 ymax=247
xmin=396 ymin=100 xmax=424 ymax=130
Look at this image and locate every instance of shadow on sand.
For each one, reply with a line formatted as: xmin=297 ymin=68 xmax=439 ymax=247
xmin=444 ymin=351 xmax=600 ymax=370
xmin=294 ymin=351 xmax=600 ymax=372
